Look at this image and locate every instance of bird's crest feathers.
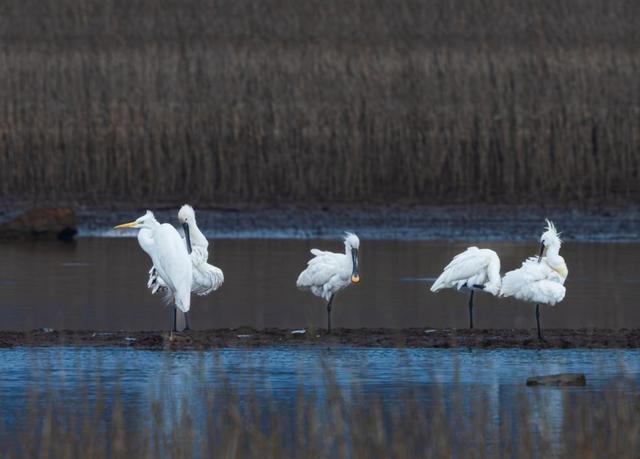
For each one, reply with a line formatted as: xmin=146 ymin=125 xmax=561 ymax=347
xmin=344 ymin=232 xmax=360 ymax=249
xmin=540 ymin=219 xmax=562 ymax=246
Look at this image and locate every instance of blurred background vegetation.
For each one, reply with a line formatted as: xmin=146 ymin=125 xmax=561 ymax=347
xmin=1 ymin=0 xmax=639 ymax=206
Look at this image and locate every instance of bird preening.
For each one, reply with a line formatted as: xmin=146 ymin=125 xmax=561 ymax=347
xmin=430 ymin=247 xmax=501 ymax=329
xmin=500 ymin=220 xmax=568 ymax=341
xmin=430 ymin=219 xmax=568 ymax=341
xmin=115 ymin=205 xmax=224 ymax=335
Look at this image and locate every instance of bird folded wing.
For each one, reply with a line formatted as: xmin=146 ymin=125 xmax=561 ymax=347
xmin=432 ymin=248 xmax=489 ymax=291
xmin=310 ymin=248 xmax=333 ymax=258
xmin=190 ymin=246 xmax=209 ymax=266
xmin=297 ymin=256 xmax=343 ymax=288
xmin=192 ymin=263 xmax=224 ymax=296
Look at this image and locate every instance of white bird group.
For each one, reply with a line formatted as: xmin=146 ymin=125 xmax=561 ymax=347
xmin=115 ymin=205 xmax=362 ymax=334
xmin=431 ymin=220 xmax=568 ymax=340
xmin=113 ymin=208 xmax=566 ymax=341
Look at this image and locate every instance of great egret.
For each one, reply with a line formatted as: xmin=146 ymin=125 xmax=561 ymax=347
xmin=114 ymin=211 xmax=192 ymax=333
xmin=147 ymin=205 xmax=224 ymax=329
xmin=501 ymin=220 xmax=568 ymax=340
xmin=296 ymin=233 xmax=361 ymax=332
xmin=430 ymin=247 xmax=501 ymax=329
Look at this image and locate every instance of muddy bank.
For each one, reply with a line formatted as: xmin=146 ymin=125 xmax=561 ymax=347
xmin=2 ymin=204 xmax=639 ymax=241
xmin=28 ymin=204 xmax=640 ymax=241
xmin=2 ymin=328 xmax=640 ymax=350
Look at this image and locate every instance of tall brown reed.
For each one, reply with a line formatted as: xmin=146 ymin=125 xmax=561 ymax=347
xmin=1 ymin=0 xmax=639 ymax=206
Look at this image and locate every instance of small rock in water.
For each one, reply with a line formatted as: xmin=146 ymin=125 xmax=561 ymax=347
xmin=0 ymin=208 xmax=77 ymax=241
xmin=40 ymin=327 xmax=54 ymax=333
xmin=237 ymin=334 xmax=252 ymax=338
xmin=424 ymin=329 xmax=437 ymax=334
xmin=526 ymin=373 xmax=586 ymax=387
xmin=291 ymin=329 xmax=306 ymax=335
xmin=124 ymin=337 xmax=136 ymax=342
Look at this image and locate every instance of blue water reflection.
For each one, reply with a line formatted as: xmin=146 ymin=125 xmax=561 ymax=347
xmin=0 ymin=347 xmax=638 ymax=452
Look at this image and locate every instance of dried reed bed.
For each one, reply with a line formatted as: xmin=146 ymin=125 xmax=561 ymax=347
xmin=1 ymin=0 xmax=639 ymax=205
xmin=3 ymin=359 xmax=640 ymax=458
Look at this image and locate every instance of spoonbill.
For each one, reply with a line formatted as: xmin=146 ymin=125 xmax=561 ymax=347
xmin=147 ymin=205 xmax=224 ymax=330
xmin=430 ymin=247 xmax=501 ymax=328
xmin=500 ymin=220 xmax=568 ymax=341
xmin=114 ymin=211 xmax=192 ymax=333
xmin=296 ymin=233 xmax=360 ymax=332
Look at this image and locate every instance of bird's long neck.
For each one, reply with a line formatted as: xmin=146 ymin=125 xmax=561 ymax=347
xmin=187 ymin=220 xmax=208 ymax=249
xmin=147 ymin=218 xmax=161 ymax=230
xmin=545 ymin=242 xmax=561 ymax=258
xmin=344 ymin=244 xmax=351 ymax=258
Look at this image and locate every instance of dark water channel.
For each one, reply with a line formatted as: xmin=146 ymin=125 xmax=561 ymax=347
xmin=0 ymin=238 xmax=638 ymax=330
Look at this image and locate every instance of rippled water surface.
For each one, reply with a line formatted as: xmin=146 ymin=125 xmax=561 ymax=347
xmin=0 ymin=346 xmax=638 ymax=450
xmin=1 ymin=238 xmax=639 ymax=330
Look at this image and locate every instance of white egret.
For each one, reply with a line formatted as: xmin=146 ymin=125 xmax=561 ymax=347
xmin=430 ymin=247 xmax=501 ymax=328
xmin=114 ymin=211 xmax=192 ymax=333
xmin=147 ymin=205 xmax=224 ymax=329
xmin=296 ymin=233 xmax=361 ymax=332
xmin=500 ymin=220 xmax=568 ymax=341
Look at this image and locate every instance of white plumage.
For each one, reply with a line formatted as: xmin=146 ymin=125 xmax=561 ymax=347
xmin=431 ymin=247 xmax=501 ymax=295
xmin=297 ymin=233 xmax=361 ymax=331
xmin=500 ymin=257 xmax=566 ymax=305
xmin=430 ymin=247 xmax=501 ymax=328
xmin=149 ymin=205 xmax=224 ymax=297
xmin=500 ymin=219 xmax=568 ymax=340
xmin=115 ymin=211 xmax=192 ymax=332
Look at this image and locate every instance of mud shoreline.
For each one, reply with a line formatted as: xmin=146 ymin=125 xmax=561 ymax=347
xmin=84 ymin=205 xmax=640 ymax=241
xmin=2 ymin=328 xmax=640 ymax=350
xmin=2 ymin=203 xmax=640 ymax=241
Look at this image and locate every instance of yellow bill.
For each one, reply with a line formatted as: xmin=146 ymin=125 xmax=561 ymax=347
xmin=351 ymin=274 xmax=360 ymax=284
xmin=114 ymin=221 xmax=138 ymax=230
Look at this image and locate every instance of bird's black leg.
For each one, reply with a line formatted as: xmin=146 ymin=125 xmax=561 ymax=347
xmin=536 ymin=304 xmax=546 ymax=342
xmin=184 ymin=312 xmax=191 ymax=331
xmin=172 ymin=306 xmax=177 ymax=333
xmin=468 ymin=290 xmax=475 ymax=329
xmin=327 ymin=295 xmax=334 ymax=333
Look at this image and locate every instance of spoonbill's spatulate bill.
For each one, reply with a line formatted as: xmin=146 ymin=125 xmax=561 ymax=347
xmin=296 ymin=233 xmax=361 ymax=332
xmin=148 ymin=205 xmax=224 ymax=330
xmin=501 ymin=220 xmax=568 ymax=341
xmin=430 ymin=247 xmax=501 ymax=328
xmin=114 ymin=211 xmax=192 ymax=333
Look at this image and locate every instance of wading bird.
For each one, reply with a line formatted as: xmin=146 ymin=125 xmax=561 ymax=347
xmin=296 ymin=233 xmax=361 ymax=332
xmin=500 ymin=220 xmax=568 ymax=341
xmin=430 ymin=247 xmax=501 ymax=329
xmin=148 ymin=205 xmax=224 ymax=329
xmin=114 ymin=211 xmax=192 ymax=334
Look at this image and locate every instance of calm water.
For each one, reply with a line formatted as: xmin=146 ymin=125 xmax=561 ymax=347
xmin=0 ymin=238 xmax=639 ymax=330
xmin=0 ymin=347 xmax=638 ymax=450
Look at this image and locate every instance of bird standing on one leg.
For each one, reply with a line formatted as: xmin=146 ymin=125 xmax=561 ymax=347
xmin=114 ymin=211 xmax=192 ymax=336
xmin=430 ymin=247 xmax=501 ymax=329
xmin=500 ymin=220 xmax=568 ymax=341
xmin=296 ymin=233 xmax=361 ymax=333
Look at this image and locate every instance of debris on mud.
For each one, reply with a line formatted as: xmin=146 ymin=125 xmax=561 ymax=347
xmin=1 ymin=328 xmax=640 ymax=350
